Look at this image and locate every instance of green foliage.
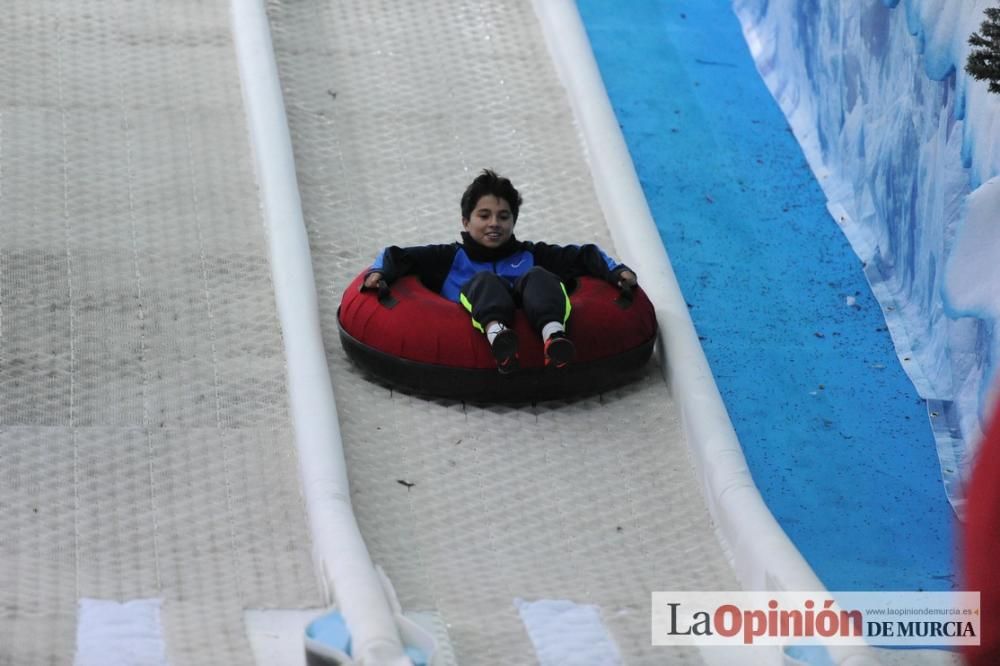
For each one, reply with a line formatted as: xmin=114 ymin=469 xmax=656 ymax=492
xmin=967 ymin=7 xmax=1000 ymax=93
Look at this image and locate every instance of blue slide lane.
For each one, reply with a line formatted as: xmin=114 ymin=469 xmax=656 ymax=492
xmin=575 ymin=0 xmax=955 ymax=591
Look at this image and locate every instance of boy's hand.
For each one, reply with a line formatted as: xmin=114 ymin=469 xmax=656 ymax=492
xmin=617 ymin=270 xmax=638 ymax=288
xmin=362 ymin=272 xmax=383 ymax=290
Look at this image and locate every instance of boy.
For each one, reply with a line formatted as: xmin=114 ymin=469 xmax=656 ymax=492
xmin=364 ymin=170 xmax=638 ymax=373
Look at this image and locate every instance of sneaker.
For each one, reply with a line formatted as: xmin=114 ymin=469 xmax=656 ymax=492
xmin=544 ymin=331 xmax=575 ymax=368
xmin=491 ymin=328 xmax=519 ymax=374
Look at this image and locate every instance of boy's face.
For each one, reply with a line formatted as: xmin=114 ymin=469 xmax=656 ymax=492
xmin=463 ymin=195 xmax=514 ymax=248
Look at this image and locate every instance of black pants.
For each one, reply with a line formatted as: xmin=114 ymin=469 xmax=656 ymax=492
xmin=459 ymin=267 xmax=571 ymax=333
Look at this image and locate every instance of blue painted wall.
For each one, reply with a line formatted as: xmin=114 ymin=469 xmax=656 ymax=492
xmin=575 ymin=0 xmax=955 ymax=591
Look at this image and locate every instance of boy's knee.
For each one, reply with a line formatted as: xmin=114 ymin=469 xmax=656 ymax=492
xmin=524 ymin=266 xmax=555 ymax=278
xmin=461 ymin=271 xmax=515 ymax=320
xmin=518 ymin=266 xmax=558 ymax=285
xmin=465 ymin=270 xmax=507 ymax=289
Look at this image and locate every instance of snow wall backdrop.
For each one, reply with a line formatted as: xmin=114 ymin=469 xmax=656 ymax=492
xmin=733 ymin=0 xmax=1000 ymax=512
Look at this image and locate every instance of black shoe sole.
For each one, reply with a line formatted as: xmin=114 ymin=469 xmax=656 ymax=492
xmin=491 ymin=329 xmax=519 ymax=374
xmin=545 ymin=336 xmax=575 ymax=367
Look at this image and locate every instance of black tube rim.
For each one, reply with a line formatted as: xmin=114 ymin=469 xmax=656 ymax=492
xmin=337 ymin=314 xmax=655 ymax=403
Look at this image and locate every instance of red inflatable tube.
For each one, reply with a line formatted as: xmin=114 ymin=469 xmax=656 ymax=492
xmin=337 ymin=271 xmax=657 ymax=402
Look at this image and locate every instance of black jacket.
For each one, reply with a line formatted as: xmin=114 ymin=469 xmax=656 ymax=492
xmin=370 ymin=232 xmax=631 ymax=302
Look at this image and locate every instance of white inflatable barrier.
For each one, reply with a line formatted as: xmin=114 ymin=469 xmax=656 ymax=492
xmin=230 ymin=1 xmax=427 ymax=664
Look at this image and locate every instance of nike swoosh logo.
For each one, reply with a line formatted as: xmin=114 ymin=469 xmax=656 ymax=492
xmin=511 ymin=259 xmax=526 ymax=268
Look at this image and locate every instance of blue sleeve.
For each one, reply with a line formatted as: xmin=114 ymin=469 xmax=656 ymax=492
xmin=369 ymin=248 xmax=387 ymax=272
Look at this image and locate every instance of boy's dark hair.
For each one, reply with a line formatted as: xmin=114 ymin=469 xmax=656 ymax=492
xmin=460 ymin=169 xmax=523 ymax=222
